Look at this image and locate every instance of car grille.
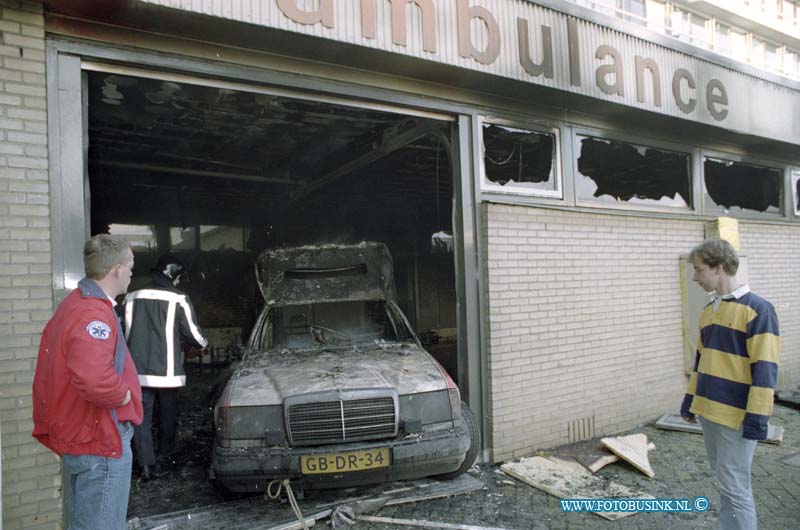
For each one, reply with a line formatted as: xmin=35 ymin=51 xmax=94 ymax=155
xmin=287 ymin=397 xmax=397 ymax=446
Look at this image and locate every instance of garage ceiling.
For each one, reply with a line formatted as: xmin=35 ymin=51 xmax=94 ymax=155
xmin=88 ymin=71 xmax=455 ymax=237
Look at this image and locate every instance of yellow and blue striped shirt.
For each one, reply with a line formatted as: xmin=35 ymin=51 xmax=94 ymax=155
xmin=681 ymin=285 xmax=780 ymax=440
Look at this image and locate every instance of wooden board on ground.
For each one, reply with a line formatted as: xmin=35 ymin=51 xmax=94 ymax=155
xmin=500 ymin=456 xmax=655 ymax=521
xmin=581 ymin=452 xmax=620 ymax=474
xmin=554 ymin=440 xmax=657 ymax=474
xmin=601 ymin=434 xmax=655 ymax=478
xmin=655 ymin=412 xmax=784 ymax=444
xmin=552 ymin=442 xmax=620 ymax=473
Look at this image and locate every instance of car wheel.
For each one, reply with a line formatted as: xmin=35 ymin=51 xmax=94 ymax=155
xmin=436 ymin=402 xmax=480 ymax=480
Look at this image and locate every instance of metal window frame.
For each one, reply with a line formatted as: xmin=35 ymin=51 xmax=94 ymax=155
xmin=571 ymin=125 xmax=699 ymax=213
xmin=699 ymin=149 xmax=789 ymax=220
xmin=477 ymin=115 xmax=564 ymax=200
xmin=475 ymin=117 xmax=796 ymax=226
xmin=791 ymin=167 xmax=800 ymax=218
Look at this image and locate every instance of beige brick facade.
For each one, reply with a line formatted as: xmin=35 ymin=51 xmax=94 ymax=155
xmin=0 ymin=1 xmax=60 ymax=529
xmin=738 ymin=224 xmax=800 ymax=390
xmin=483 ymin=203 xmax=799 ymax=462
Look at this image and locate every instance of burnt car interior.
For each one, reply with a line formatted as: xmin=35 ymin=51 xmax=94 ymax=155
xmin=269 ymin=300 xmax=410 ymax=349
xmin=86 ymin=71 xmax=463 ymax=513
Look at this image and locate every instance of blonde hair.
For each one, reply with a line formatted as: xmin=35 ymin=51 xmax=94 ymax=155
xmin=689 ymin=239 xmax=739 ymax=276
xmin=84 ymin=234 xmax=130 ymax=280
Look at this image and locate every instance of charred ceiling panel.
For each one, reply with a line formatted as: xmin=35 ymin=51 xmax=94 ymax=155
xmin=255 ymin=242 xmax=395 ymax=306
xmin=576 ymin=136 xmax=692 ymax=207
xmin=704 ymin=157 xmax=783 ymax=214
xmin=87 ymin=71 xmax=453 ymax=242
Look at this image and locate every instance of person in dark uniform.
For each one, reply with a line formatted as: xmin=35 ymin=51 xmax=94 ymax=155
xmin=124 ymin=253 xmax=208 ymax=480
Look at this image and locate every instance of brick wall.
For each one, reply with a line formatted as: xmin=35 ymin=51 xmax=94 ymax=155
xmin=483 ymin=204 xmax=800 ymax=462
xmin=0 ymin=1 xmax=60 ymax=529
xmin=739 ymin=223 xmax=800 ymax=390
xmin=483 ymin=204 xmax=704 ymax=462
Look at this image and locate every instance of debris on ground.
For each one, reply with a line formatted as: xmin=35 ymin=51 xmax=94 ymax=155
xmin=330 ymin=497 xmax=388 ymax=528
xmin=654 ymin=412 xmax=784 ymax=444
xmin=775 ymin=388 xmax=800 ymax=411
xmin=781 ymin=452 xmax=800 ymax=468
xmin=601 ymin=434 xmax=655 ymax=478
xmin=499 ymin=455 xmax=655 ymax=521
xmin=125 ymin=403 xmax=800 ymax=529
xmin=128 ymin=473 xmax=484 ymax=530
xmin=356 ymin=514 xmax=509 ymax=529
xmin=552 ymin=437 xmax=655 ymax=474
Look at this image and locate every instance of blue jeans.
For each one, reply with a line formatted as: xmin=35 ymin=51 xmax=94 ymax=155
xmin=61 ymin=421 xmax=133 ymax=530
xmin=698 ymin=416 xmax=758 ymax=530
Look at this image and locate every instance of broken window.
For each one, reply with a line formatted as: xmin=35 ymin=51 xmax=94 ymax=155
xmin=481 ymin=122 xmax=559 ymax=196
xmin=793 ymin=170 xmax=800 ymax=216
xmin=704 ymin=157 xmax=783 ymax=215
xmin=576 ymin=136 xmax=692 ymax=208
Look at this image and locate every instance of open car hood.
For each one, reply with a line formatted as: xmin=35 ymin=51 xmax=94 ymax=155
xmin=256 ymin=242 xmax=396 ymax=306
xmin=229 ymin=344 xmax=448 ymax=406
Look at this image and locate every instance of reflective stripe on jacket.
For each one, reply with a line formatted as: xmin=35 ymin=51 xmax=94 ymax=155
xmin=124 ymin=274 xmax=207 ymax=388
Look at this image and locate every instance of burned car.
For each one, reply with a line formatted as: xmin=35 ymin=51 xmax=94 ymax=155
xmin=212 ymin=242 xmax=479 ymax=492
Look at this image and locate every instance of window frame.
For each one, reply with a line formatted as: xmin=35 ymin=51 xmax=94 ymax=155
xmin=571 ymin=126 xmax=699 ymax=214
xmin=783 ymin=48 xmax=800 ymax=77
xmin=791 ymin=167 xmax=800 ymax=218
xmin=700 ymin=150 xmax=788 ymax=220
xmin=478 ymin=115 xmax=564 ymax=200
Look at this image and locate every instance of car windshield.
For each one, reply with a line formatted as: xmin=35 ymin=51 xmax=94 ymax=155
xmin=268 ymin=300 xmax=414 ymax=349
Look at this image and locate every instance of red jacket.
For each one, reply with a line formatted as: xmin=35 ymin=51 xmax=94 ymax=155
xmin=33 ymin=278 xmax=143 ymax=458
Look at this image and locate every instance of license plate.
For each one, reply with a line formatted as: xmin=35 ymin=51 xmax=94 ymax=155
xmin=300 ymin=448 xmax=390 ymax=475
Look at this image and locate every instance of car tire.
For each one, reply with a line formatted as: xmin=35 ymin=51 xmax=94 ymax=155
xmin=435 ymin=402 xmax=480 ymax=480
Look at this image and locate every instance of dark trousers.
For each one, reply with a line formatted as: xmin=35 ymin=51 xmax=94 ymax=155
xmin=133 ymin=387 xmax=178 ymax=468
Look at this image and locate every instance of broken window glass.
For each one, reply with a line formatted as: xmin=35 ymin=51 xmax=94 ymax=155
xmin=704 ymin=157 xmax=783 ymax=215
xmin=576 ymin=136 xmax=691 ymax=208
xmin=482 ymin=123 xmax=558 ymax=195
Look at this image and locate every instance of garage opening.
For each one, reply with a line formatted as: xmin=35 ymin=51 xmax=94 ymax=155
xmin=86 ymin=70 xmax=461 ymax=514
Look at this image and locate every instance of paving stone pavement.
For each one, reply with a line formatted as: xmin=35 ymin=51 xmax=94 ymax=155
xmin=348 ymin=403 xmax=800 ymax=530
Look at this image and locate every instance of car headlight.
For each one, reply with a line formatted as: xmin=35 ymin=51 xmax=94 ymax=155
xmin=399 ymin=390 xmax=454 ymax=433
xmin=215 ymin=385 xmax=285 ymax=445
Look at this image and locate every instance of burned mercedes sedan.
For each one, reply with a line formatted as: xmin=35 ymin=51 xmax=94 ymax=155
xmin=212 ymin=242 xmax=478 ymax=492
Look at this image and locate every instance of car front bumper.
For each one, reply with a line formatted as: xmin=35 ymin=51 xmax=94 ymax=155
xmin=212 ymin=420 xmax=471 ymax=492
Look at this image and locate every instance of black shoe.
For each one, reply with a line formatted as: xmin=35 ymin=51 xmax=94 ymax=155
xmin=141 ymin=464 xmax=164 ymax=481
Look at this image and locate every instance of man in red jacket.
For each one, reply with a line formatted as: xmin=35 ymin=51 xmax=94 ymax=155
xmin=33 ymin=234 xmax=143 ymax=530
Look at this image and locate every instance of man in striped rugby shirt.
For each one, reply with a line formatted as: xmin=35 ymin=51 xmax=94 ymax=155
xmin=681 ymin=238 xmax=780 ymax=530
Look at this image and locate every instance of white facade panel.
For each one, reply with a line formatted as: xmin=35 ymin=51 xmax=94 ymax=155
xmin=140 ymin=0 xmax=800 ymax=146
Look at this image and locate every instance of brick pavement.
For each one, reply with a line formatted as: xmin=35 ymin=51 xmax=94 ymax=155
xmin=128 ymin=402 xmax=800 ymax=530
xmin=352 ymin=403 xmax=800 ymax=530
